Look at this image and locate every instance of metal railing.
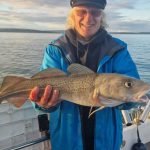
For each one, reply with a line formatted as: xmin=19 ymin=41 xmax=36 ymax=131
xmin=3 ymin=114 xmax=50 ymax=150
xmin=2 ymin=99 xmax=150 ymax=150
xmin=3 ymin=133 xmax=50 ymax=150
xmin=122 ymin=97 xmax=150 ymax=126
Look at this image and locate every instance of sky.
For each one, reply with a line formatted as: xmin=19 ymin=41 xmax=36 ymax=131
xmin=0 ymin=0 xmax=150 ymax=32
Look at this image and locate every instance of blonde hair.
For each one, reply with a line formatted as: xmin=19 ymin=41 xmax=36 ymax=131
xmin=66 ymin=8 xmax=107 ymax=29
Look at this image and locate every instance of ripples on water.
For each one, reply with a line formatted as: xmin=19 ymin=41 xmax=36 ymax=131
xmin=0 ymin=32 xmax=150 ymax=83
xmin=114 ymin=34 xmax=150 ymax=82
xmin=0 ymin=32 xmax=60 ymax=83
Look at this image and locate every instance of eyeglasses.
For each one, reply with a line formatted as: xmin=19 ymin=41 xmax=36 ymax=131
xmin=74 ymin=9 xmax=101 ymax=17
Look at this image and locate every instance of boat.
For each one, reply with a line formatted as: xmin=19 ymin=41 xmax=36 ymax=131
xmin=0 ymin=101 xmax=150 ymax=150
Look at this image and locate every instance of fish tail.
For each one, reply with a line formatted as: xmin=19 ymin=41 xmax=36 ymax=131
xmin=0 ymin=76 xmax=28 ymax=107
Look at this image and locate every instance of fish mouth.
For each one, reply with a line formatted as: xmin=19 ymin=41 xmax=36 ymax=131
xmin=133 ymin=90 xmax=150 ymax=103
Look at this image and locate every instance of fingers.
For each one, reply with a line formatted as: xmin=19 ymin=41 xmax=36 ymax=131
xmin=38 ymin=85 xmax=52 ymax=107
xmin=29 ymin=85 xmax=60 ymax=108
xmin=47 ymin=89 xmax=60 ymax=107
xmin=29 ymin=86 xmax=40 ymax=101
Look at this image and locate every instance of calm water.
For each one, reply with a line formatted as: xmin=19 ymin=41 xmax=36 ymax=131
xmin=0 ymin=32 xmax=150 ymax=83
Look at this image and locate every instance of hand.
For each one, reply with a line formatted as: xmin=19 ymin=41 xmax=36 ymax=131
xmin=29 ymin=85 xmax=60 ymax=108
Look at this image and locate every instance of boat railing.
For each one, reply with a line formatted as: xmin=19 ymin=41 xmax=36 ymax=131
xmin=2 ymin=114 xmax=50 ymax=150
xmin=3 ymin=134 xmax=50 ymax=150
xmin=1 ymin=97 xmax=150 ymax=150
xmin=122 ymin=95 xmax=150 ymax=126
xmin=121 ymin=97 xmax=150 ymax=150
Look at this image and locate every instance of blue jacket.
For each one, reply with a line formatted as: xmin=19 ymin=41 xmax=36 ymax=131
xmin=33 ymin=31 xmax=139 ymax=150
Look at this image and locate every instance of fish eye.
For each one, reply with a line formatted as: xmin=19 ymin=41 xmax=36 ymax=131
xmin=125 ymin=81 xmax=133 ymax=88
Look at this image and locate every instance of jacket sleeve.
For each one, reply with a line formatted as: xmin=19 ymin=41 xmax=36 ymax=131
xmin=32 ymin=44 xmax=65 ymax=113
xmin=41 ymin=44 xmax=65 ymax=70
xmin=112 ymin=47 xmax=141 ymax=110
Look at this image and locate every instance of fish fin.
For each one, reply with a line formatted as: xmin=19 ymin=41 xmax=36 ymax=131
xmin=89 ymin=105 xmax=94 ymax=117
xmin=0 ymin=76 xmax=27 ymax=93
xmin=88 ymin=106 xmax=105 ymax=118
xmin=89 ymin=97 xmax=100 ymax=116
xmin=67 ymin=63 xmax=94 ymax=75
xmin=100 ymin=97 xmax=124 ymax=107
xmin=8 ymin=95 xmax=27 ymax=107
xmin=31 ymin=68 xmax=66 ymax=79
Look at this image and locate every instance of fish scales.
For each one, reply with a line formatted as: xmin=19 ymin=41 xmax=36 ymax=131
xmin=30 ymin=74 xmax=97 ymax=106
xmin=54 ymin=74 xmax=96 ymax=105
xmin=0 ymin=63 xmax=150 ymax=109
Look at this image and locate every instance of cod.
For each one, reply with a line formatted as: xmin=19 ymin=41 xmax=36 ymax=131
xmin=0 ymin=63 xmax=150 ymax=113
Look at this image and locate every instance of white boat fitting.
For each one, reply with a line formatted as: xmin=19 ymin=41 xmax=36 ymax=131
xmin=121 ymin=100 xmax=150 ymax=150
xmin=0 ymin=101 xmax=150 ymax=150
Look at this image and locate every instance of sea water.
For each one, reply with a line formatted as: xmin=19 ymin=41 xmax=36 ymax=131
xmin=0 ymin=32 xmax=150 ymax=83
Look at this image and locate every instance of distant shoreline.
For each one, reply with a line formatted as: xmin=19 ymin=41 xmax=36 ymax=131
xmin=0 ymin=28 xmax=150 ymax=34
xmin=0 ymin=28 xmax=64 ymax=34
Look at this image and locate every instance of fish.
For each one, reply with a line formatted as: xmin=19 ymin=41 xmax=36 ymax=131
xmin=0 ymin=63 xmax=150 ymax=114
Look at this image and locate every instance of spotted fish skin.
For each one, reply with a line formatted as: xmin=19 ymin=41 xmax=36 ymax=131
xmin=0 ymin=63 xmax=150 ymax=108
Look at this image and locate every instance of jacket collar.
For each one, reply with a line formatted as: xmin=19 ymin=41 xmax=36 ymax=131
xmin=52 ymin=28 xmax=126 ymax=66
xmin=65 ymin=28 xmax=107 ymax=47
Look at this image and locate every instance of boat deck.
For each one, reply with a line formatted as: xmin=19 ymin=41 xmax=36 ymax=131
xmin=0 ymin=102 xmax=150 ymax=150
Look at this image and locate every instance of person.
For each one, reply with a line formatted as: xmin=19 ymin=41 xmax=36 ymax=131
xmin=29 ymin=0 xmax=140 ymax=150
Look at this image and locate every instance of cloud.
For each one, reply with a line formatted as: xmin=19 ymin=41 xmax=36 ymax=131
xmin=105 ymin=0 xmax=150 ymax=32
xmin=0 ymin=0 xmax=70 ymax=8
xmin=0 ymin=9 xmax=67 ymax=29
xmin=116 ymin=20 xmax=150 ymax=32
xmin=0 ymin=0 xmax=150 ymax=31
xmin=0 ymin=1 xmax=70 ymax=14
xmin=0 ymin=0 xmax=70 ymax=30
xmin=106 ymin=0 xmax=139 ymax=10
xmin=107 ymin=18 xmax=150 ymax=32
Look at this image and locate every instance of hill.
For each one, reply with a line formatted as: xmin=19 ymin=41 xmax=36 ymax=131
xmin=0 ymin=28 xmax=150 ymax=34
xmin=0 ymin=28 xmax=64 ymax=33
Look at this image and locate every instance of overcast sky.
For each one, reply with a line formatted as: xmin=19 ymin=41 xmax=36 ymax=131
xmin=0 ymin=0 xmax=150 ymax=32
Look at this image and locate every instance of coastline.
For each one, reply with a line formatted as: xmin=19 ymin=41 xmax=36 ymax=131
xmin=0 ymin=28 xmax=150 ymax=34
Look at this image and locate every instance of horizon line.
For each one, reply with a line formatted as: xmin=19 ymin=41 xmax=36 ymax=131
xmin=0 ymin=28 xmax=150 ymax=34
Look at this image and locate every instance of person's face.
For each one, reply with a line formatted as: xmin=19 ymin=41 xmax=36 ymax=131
xmin=73 ymin=6 xmax=102 ymax=40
